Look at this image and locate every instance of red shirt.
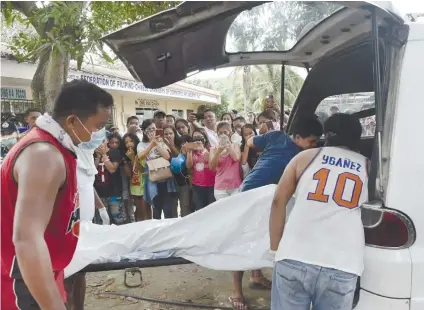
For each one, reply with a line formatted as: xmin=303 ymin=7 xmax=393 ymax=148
xmin=191 ymin=150 xmax=216 ymax=187
xmin=1 ymin=127 xmax=80 ymax=309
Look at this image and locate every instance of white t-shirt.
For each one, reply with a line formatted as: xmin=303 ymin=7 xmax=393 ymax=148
xmin=75 ymin=147 xmax=97 ymax=222
xmin=136 ymin=142 xmax=163 ymax=160
xmin=204 ymin=127 xmax=218 ymax=148
xmin=275 ymin=147 xmax=369 ymax=276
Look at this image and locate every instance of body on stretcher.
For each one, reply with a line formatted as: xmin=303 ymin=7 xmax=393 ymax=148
xmin=65 ymin=185 xmax=285 ymax=277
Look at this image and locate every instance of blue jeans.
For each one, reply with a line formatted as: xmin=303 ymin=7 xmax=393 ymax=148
xmin=271 ymin=259 xmax=357 ymax=310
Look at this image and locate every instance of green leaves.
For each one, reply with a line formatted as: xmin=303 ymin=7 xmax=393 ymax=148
xmin=2 ymin=1 xmax=180 ymax=67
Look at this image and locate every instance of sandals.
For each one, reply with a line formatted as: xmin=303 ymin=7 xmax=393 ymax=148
xmin=248 ymin=277 xmax=272 ymax=290
xmin=229 ymin=296 xmax=249 ymax=310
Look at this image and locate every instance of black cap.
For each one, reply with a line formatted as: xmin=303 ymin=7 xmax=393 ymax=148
xmin=153 ymin=110 xmax=166 ymax=118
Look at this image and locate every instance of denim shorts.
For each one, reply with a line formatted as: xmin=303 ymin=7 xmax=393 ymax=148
xmin=271 ymin=259 xmax=358 ymax=310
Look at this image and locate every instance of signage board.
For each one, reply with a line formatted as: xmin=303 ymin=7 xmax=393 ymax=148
xmin=67 ymin=71 xmax=218 ymax=104
xmin=1 ymin=88 xmax=27 ymax=100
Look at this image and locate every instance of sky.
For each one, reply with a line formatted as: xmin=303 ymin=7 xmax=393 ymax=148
xmin=188 ymin=0 xmax=424 ymax=81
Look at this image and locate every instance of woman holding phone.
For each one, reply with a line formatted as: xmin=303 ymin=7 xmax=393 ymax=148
xmin=209 ymin=121 xmax=242 ymax=201
xmin=186 ymin=128 xmax=216 ymax=210
xmin=138 ymin=119 xmax=178 ymax=219
xmin=175 ymin=119 xmax=191 ymax=137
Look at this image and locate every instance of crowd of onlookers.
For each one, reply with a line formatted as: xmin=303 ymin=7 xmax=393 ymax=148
xmin=93 ymin=102 xmax=285 ymax=224
xmin=1 ymin=99 xmax=375 ymax=224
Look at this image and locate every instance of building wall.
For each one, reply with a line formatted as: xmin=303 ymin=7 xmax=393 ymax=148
xmin=1 ymin=59 xmax=219 ymax=132
xmin=110 ymin=90 xmax=201 ymax=131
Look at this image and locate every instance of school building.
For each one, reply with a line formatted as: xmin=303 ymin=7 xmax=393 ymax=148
xmin=1 ymin=56 xmax=220 ymax=132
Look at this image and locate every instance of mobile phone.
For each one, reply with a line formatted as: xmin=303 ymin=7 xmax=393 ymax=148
xmin=155 ymin=128 xmax=163 ymax=137
xmin=195 ymin=113 xmax=204 ymax=120
xmin=219 ymin=135 xmax=230 ymax=147
xmin=266 ymin=121 xmax=274 ymax=130
xmin=184 ymin=142 xmax=200 ymax=150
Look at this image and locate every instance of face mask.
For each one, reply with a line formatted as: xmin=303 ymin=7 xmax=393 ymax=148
xmin=78 ymin=127 xmax=106 ymax=150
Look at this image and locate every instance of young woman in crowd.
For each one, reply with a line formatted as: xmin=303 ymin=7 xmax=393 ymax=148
xmin=246 ymin=112 xmax=258 ymax=128
xmin=186 ymin=128 xmax=216 ymax=210
xmin=220 ymin=112 xmax=233 ymax=125
xmin=94 ymin=134 xmax=124 ymax=224
xmin=122 ymin=132 xmax=152 ymax=221
xmin=138 ymin=119 xmax=178 ymax=219
xmin=164 ymin=125 xmax=191 ymax=217
xmin=240 ymin=124 xmax=259 ymax=179
xmin=179 ymin=134 xmax=196 ymax=216
xmin=175 ymin=118 xmax=191 ymax=137
xmin=257 ymin=111 xmax=275 ymax=134
xmin=106 ymin=133 xmax=136 ymax=222
xmin=209 ymin=122 xmax=242 ymax=200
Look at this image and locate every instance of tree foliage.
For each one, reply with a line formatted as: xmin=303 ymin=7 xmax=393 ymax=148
xmin=219 ymin=1 xmax=340 ymax=113
xmin=1 ymin=1 xmax=178 ymax=111
xmin=2 ymin=1 xmax=176 ymax=68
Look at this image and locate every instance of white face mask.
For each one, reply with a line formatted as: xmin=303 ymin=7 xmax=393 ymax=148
xmin=73 ymin=118 xmax=105 ymax=149
xmin=78 ymin=127 xmax=106 ymax=150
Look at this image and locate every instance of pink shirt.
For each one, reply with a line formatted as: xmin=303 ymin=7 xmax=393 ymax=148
xmin=192 ymin=151 xmax=216 ymax=187
xmin=214 ymin=152 xmax=242 ymax=190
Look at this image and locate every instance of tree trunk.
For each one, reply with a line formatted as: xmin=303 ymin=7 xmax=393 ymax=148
xmin=242 ymin=65 xmax=251 ymax=114
xmin=31 ymin=49 xmax=50 ymax=111
xmin=42 ymin=50 xmax=69 ymax=113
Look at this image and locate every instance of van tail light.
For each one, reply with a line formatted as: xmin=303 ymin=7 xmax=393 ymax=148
xmin=362 ymin=202 xmax=416 ymax=248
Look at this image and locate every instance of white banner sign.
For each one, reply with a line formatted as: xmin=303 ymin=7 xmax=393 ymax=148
xmin=67 ymin=71 xmax=218 ymax=104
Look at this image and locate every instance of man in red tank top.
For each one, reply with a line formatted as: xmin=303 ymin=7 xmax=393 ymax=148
xmin=1 ymin=80 xmax=113 ymax=310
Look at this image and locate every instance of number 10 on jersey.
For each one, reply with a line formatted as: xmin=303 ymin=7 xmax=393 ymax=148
xmin=307 ymin=168 xmax=363 ymax=209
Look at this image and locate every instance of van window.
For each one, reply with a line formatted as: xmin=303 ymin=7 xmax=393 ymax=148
xmin=315 ymin=92 xmax=375 ymax=137
xmin=226 ymin=2 xmax=343 ymax=53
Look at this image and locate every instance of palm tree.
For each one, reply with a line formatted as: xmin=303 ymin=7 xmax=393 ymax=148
xmin=225 ymin=1 xmax=341 ymax=113
xmin=250 ymin=65 xmax=304 ymax=112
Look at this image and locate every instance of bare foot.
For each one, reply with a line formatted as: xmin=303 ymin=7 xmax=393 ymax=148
xmin=229 ymin=296 xmax=249 ymax=310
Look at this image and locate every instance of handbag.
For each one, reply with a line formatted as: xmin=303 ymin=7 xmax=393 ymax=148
xmin=146 ymin=157 xmax=173 ymax=182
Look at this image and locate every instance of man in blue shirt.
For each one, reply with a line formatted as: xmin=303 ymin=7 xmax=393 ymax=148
xmin=230 ymin=114 xmax=323 ymax=310
xmin=241 ymin=115 xmax=323 ymax=192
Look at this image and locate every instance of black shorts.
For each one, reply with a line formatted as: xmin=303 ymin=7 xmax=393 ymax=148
xmin=13 ymin=278 xmax=69 ymax=309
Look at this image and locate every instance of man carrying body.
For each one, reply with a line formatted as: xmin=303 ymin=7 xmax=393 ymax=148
xmin=269 ymin=113 xmax=367 ymax=310
xmin=231 ymin=116 xmax=323 ymax=310
xmin=1 ymin=80 xmax=113 ymax=309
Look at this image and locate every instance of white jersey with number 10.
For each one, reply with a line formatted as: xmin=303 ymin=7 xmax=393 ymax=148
xmin=275 ymin=146 xmax=369 ymax=276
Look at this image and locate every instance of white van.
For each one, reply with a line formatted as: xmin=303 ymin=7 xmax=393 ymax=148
xmin=103 ymin=2 xmax=423 ymax=309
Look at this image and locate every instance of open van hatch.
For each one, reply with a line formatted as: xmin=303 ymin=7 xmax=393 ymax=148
xmin=102 ymin=1 xmax=403 ymax=89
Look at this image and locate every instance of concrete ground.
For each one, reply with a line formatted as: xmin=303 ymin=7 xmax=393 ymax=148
xmin=84 ymin=264 xmax=272 ymax=309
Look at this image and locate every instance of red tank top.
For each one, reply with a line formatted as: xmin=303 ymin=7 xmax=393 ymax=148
xmin=1 ymin=127 xmax=80 ymax=308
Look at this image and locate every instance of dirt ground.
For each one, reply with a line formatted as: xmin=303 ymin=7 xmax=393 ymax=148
xmin=84 ymin=264 xmax=272 ymax=309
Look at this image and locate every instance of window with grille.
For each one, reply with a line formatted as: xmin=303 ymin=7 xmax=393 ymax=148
xmin=172 ymin=109 xmax=184 ymax=118
xmin=135 ymin=108 xmax=158 ymax=123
